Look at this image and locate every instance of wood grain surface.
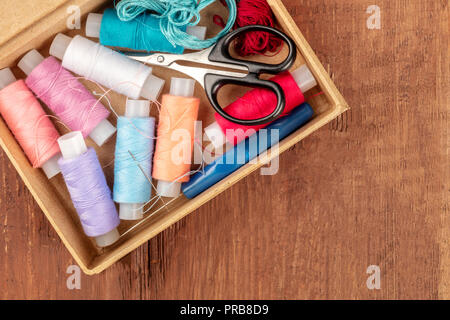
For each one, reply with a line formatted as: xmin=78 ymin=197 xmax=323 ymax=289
xmin=0 ymin=0 xmax=448 ymax=299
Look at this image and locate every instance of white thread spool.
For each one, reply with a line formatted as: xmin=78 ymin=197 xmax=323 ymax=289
xmin=58 ymin=131 xmax=120 ymax=247
xmin=204 ymin=64 xmax=318 ymax=149
xmin=49 ymin=34 xmax=165 ymax=100
xmin=86 ymin=13 xmax=207 ymax=41
xmin=156 ymin=77 xmax=196 ymax=198
xmin=0 ymin=67 xmax=61 ymax=179
xmin=118 ymin=99 xmax=150 ymax=221
xmin=17 ymin=49 xmax=116 ymax=147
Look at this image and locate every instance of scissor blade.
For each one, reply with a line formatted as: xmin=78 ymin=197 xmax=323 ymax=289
xmin=126 ymin=48 xmax=248 ymax=72
xmin=126 ymin=52 xmax=177 ymax=66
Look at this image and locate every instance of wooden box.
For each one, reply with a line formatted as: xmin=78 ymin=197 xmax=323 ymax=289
xmin=0 ymin=0 xmax=348 ymax=274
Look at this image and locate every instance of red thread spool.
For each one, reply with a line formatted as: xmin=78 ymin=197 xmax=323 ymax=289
xmin=205 ymin=65 xmax=317 ymax=149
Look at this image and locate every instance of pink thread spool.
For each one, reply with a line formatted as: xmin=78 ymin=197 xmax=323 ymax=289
xmin=0 ymin=68 xmax=61 ymax=178
xmin=18 ymin=49 xmax=116 ymax=146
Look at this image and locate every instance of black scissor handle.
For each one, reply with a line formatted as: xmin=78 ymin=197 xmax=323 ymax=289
xmin=209 ymin=25 xmax=297 ymax=74
xmin=205 ymin=25 xmax=297 ymax=126
xmin=205 ymin=73 xmax=285 ymax=126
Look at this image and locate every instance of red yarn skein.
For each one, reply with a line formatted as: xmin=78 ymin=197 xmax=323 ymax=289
xmin=214 ymin=71 xmax=305 ymax=145
xmin=214 ymin=0 xmax=283 ymax=56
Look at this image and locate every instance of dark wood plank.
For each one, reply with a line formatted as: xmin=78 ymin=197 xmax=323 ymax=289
xmin=0 ymin=0 xmax=448 ymax=299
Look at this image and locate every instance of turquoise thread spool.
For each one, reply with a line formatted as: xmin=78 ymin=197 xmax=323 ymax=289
xmin=114 ymin=0 xmax=237 ymax=50
xmin=113 ymin=99 xmax=155 ymax=220
xmin=86 ymin=9 xmax=207 ymax=53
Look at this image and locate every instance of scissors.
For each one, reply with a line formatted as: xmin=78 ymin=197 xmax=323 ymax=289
xmin=127 ymin=25 xmax=297 ymax=126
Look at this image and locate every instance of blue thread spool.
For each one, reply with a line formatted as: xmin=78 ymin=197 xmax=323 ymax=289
xmin=86 ymin=9 xmax=207 ymax=53
xmin=181 ymin=103 xmax=314 ymax=199
xmin=113 ymin=99 xmax=155 ymax=220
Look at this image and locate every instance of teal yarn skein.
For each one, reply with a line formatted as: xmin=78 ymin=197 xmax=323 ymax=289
xmin=115 ymin=0 xmax=237 ymax=50
xmin=100 ymin=8 xmax=186 ymax=53
xmin=113 ymin=116 xmax=155 ymax=205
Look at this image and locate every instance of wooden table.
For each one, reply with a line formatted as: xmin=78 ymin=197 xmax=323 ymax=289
xmin=0 ymin=0 xmax=448 ymax=299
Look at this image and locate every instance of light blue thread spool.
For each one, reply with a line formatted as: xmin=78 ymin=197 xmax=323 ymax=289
xmin=86 ymin=9 xmax=207 ymax=53
xmin=113 ymin=99 xmax=155 ymax=220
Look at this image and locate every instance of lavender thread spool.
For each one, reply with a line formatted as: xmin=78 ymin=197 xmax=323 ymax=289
xmin=58 ymin=131 xmax=120 ymax=247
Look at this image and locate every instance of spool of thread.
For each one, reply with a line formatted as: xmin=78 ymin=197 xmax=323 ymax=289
xmin=58 ymin=131 xmax=120 ymax=247
xmin=49 ymin=33 xmax=165 ymax=100
xmin=152 ymin=77 xmax=199 ymax=198
xmin=113 ymin=99 xmax=155 ymax=220
xmin=182 ymin=103 xmax=314 ymax=199
xmin=18 ymin=49 xmax=116 ymax=146
xmin=0 ymin=68 xmax=61 ymax=178
xmin=86 ymin=9 xmax=207 ymax=53
xmin=115 ymin=0 xmax=237 ymax=50
xmin=204 ymin=65 xmax=317 ymax=149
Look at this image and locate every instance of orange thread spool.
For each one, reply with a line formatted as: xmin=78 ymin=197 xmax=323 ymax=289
xmin=152 ymin=78 xmax=199 ymax=197
xmin=0 ymin=69 xmax=60 ymax=169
